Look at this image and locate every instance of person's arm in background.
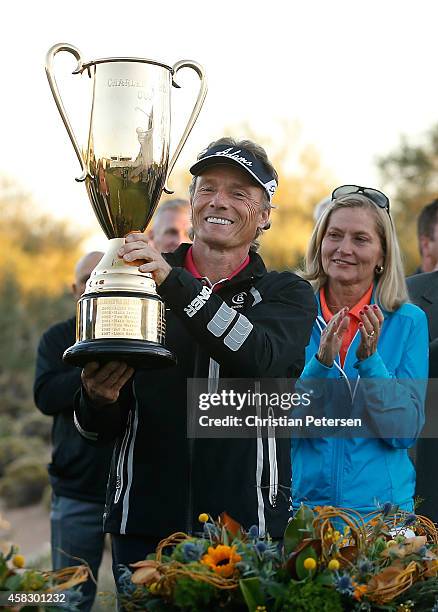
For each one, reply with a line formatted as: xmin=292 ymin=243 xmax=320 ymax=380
xmin=34 ymin=324 xmax=81 ymax=416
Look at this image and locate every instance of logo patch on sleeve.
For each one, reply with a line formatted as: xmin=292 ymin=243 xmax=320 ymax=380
xmin=184 ymin=285 xmax=212 ymax=317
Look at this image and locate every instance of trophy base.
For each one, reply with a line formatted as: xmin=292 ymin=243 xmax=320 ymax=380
xmin=63 ymin=338 xmax=176 ymax=369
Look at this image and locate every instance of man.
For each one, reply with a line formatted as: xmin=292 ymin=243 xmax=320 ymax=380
xmin=415 ymin=199 xmax=438 ymax=273
xmin=148 ymin=198 xmax=191 ymax=253
xmin=407 ymin=268 xmax=438 ymax=521
xmin=74 ymin=138 xmax=317 ymax=581
xmin=34 ymin=251 xmax=113 ymax=612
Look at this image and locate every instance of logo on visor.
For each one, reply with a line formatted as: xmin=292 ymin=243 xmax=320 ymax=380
xmin=265 ymin=179 xmax=277 ymax=197
xmin=214 ymin=148 xmax=253 ymax=167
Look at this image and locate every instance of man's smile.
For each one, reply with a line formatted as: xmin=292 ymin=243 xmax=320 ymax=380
xmin=206 ymin=216 xmax=234 ymax=225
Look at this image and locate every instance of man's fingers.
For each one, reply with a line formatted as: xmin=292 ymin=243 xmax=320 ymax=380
xmin=94 ymin=361 xmax=127 ymax=384
xmin=125 ymin=232 xmax=147 ymax=243
xmin=105 ymin=364 xmax=131 ymax=388
xmin=138 ymin=262 xmax=158 ymax=273
xmin=114 ymin=367 xmax=135 ymax=390
xmin=82 ymin=362 xmax=100 ymax=377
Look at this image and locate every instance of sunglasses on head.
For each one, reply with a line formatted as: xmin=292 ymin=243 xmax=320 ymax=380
xmin=331 ymin=184 xmax=390 ymax=213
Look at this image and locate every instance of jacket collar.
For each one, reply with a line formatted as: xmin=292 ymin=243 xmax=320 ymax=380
xmin=163 ymin=243 xmax=267 ymax=285
xmin=315 ymin=283 xmax=389 ymax=321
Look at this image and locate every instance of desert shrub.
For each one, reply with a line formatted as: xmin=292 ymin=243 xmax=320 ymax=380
xmin=0 ymin=415 xmax=18 ymax=438
xmin=0 ymin=435 xmax=48 ymax=478
xmin=18 ymin=414 xmax=51 ymax=444
xmin=0 ymin=437 xmax=30 ymax=477
xmin=41 ymin=483 xmax=52 ymax=512
xmin=0 ymin=459 xmax=48 ymax=507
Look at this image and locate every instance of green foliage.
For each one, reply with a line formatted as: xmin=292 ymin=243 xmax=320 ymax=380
xmin=377 ymin=123 xmax=438 ymax=273
xmin=239 ymin=576 xmax=265 ymax=611
xmin=283 ymin=504 xmax=314 ymax=554
xmin=274 ymin=580 xmax=343 ymax=612
xmin=172 ymin=574 xmax=217 ymax=611
xmin=0 ymin=459 xmax=48 ymax=507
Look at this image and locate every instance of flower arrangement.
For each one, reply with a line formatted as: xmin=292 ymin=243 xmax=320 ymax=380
xmin=118 ymin=505 xmax=438 ymax=611
xmin=0 ymin=513 xmax=90 ymax=612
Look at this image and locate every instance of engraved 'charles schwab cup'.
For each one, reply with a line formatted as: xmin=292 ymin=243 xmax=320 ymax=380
xmin=45 ymin=43 xmax=207 ymax=368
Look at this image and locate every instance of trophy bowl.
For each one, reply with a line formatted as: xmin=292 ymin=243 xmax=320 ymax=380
xmin=45 ymin=43 xmax=207 ymax=368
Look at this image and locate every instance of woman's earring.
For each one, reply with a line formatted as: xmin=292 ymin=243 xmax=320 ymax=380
xmin=375 ymin=264 xmax=384 ymax=275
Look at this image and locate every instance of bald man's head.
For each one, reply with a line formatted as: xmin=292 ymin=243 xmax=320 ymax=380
xmin=72 ymin=251 xmax=104 ymax=301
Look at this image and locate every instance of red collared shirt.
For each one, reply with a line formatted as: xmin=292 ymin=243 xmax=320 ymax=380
xmin=184 ymin=246 xmax=250 ymax=292
xmin=320 ymin=284 xmax=373 ymax=367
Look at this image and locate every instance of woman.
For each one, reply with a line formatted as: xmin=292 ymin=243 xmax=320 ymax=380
xmin=292 ymin=185 xmax=429 ymax=516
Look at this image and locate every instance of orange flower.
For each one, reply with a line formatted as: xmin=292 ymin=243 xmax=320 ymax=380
xmin=201 ymin=544 xmax=242 ymax=578
xmin=353 ymin=584 xmax=368 ymax=600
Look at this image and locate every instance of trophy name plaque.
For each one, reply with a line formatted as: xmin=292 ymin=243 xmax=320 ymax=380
xmin=45 ymin=43 xmax=207 ymax=368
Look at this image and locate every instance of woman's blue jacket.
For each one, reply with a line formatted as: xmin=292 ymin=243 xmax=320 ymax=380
xmin=292 ymin=292 xmax=429 ymax=515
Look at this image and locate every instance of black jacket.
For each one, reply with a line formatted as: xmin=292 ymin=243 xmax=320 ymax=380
xmin=407 ymin=271 xmax=438 ymax=520
xmin=34 ymin=317 xmax=113 ymax=503
xmin=75 ymin=245 xmax=316 ymax=536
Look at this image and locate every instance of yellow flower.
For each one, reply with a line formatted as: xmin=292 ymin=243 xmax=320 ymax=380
xmin=303 ymin=557 xmax=317 ymax=571
xmin=198 ymin=513 xmax=209 ymax=523
xmin=201 ymin=544 xmax=242 ymax=578
xmin=386 ymin=539 xmax=397 ymax=547
xmin=332 ymin=530 xmax=341 ymax=542
xmin=328 ymin=559 xmax=340 ymax=571
xmin=12 ymin=554 xmax=25 ymax=568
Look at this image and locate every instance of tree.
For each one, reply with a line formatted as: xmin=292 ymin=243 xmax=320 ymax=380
xmin=0 ymin=177 xmax=86 ymax=375
xmin=377 ymin=124 xmax=438 ymax=274
xmin=0 ymin=177 xmax=86 ymax=297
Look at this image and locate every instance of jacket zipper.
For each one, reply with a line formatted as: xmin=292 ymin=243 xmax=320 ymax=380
xmin=184 ymin=274 xmax=259 ymax=533
xmin=114 ymin=411 xmax=132 ymax=504
xmin=315 ymin=316 xmax=357 ymax=507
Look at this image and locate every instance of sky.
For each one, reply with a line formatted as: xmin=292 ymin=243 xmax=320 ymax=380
xmin=2 ymin=0 xmax=438 ymax=249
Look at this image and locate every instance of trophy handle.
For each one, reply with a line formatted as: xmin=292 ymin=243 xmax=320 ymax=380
xmin=45 ymin=43 xmax=90 ymax=182
xmin=163 ymin=60 xmax=208 ymax=194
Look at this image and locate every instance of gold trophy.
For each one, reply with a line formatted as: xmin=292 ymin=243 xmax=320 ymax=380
xmin=45 ymin=43 xmax=207 ymax=368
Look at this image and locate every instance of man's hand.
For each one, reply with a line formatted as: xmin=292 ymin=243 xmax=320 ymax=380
xmin=81 ymin=361 xmax=134 ymax=407
xmin=118 ymin=233 xmax=172 ymax=286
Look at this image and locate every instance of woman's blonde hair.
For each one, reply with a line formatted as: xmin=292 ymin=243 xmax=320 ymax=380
xmin=301 ymin=194 xmax=408 ymax=312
